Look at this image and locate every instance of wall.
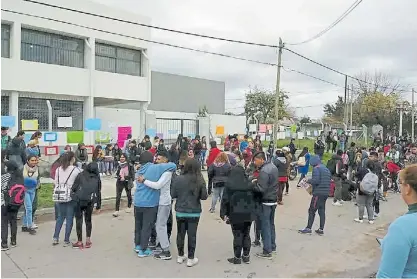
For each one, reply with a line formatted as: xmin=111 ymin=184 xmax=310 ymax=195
xmin=148 ymin=71 xmax=225 ymax=114
xmin=95 ymin=107 xmax=142 ymax=141
xmin=1 ymin=0 xmax=150 ymax=102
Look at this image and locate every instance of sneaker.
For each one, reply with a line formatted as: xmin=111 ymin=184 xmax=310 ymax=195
xmin=285 ymin=192 xmax=289 ymax=196
xmin=63 ymin=241 xmax=71 ymax=247
xmin=227 ymin=257 xmax=241 ymax=264
xmin=154 ymin=250 xmax=172 ymax=260
xmin=242 ymin=255 xmax=250 ymax=264
xmin=177 ymin=255 xmax=187 ymax=264
xmin=151 ymin=244 xmax=162 ymax=253
xmin=272 ymin=249 xmax=277 ymax=254
xmin=125 ymin=208 xmax=132 ymax=213
xmin=28 ymin=228 xmax=36 ymax=235
xmin=354 ymin=218 xmax=364 ymax=223
xmin=186 ymin=257 xmax=199 ymax=267
xmin=374 ymin=213 xmax=379 ymax=218
xmin=363 ymin=215 xmax=368 ymax=219
xmin=332 ymin=201 xmax=342 ymax=206
xmin=21 ymin=227 xmax=29 ymax=232
xmin=85 ymin=241 xmax=92 ymax=249
xmin=112 ymin=211 xmax=119 ymax=217
xmin=298 ymin=228 xmax=312 ymax=234
xmin=138 ymin=248 xmax=153 ymax=258
xmin=252 ymin=240 xmax=261 ymax=247
xmin=72 ymin=241 xmax=84 ymax=249
xmin=134 ymin=245 xmax=142 ymax=252
xmin=255 ymin=252 xmax=272 ymax=259
xmin=315 ymin=229 xmax=324 ymax=236
xmin=148 ymin=242 xmax=156 ymax=248
xmin=1 ymin=243 xmax=9 ymax=251
xmin=368 ymin=220 xmax=375 ymax=225
xmin=10 ymin=241 xmax=16 ymax=248
xmin=32 ymin=223 xmax=38 ymax=229
xmin=52 ymin=238 xmax=59 ymax=246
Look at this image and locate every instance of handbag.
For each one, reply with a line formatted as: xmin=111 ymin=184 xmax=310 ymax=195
xmin=297 ymin=177 xmax=312 ymax=195
xmin=297 ymin=156 xmax=306 ymax=167
xmin=53 ymin=167 xmax=76 ymax=203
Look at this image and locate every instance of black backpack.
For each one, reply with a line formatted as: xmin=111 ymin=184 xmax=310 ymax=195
xmin=326 ymin=158 xmax=338 ymax=175
xmin=72 ymin=173 xmax=100 ymax=205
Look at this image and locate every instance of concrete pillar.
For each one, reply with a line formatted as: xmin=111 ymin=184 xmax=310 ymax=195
xmin=9 ymin=92 xmax=19 ymax=136
xmin=84 ymin=37 xmax=95 ymax=145
xmin=198 ymin=116 xmax=210 ymax=143
xmin=11 ymin=21 xmax=21 ymax=60
xmin=139 ymin=103 xmax=148 ymax=140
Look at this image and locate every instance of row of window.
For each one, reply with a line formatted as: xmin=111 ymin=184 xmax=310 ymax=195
xmin=1 ymin=24 xmax=142 ymax=76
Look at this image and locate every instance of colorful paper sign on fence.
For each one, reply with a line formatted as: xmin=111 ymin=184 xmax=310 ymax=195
xmin=85 ymin=145 xmax=94 ymax=154
xmin=290 ymin=125 xmax=297 ymax=133
xmin=96 ymin=132 xmax=110 ymax=143
xmin=1 ymin=116 xmax=16 ymax=127
xmin=57 ymin=117 xmax=73 ymax=128
xmin=24 ymin=132 xmax=33 ymax=144
xmin=267 ymin=124 xmax=273 ymax=131
xmin=258 ymin=124 xmax=267 ymax=133
xmin=156 ymin=133 xmax=163 ymax=139
xmin=117 ymin=126 xmax=132 ymax=135
xmin=146 ymin=128 xmax=157 ymax=137
xmin=66 ymin=131 xmax=84 ymax=144
xmin=21 ymin=120 xmax=38 ymax=131
xmin=85 ymin=118 xmax=102 ymax=131
xmin=215 ymin=125 xmax=225 ymax=135
xmin=44 ymin=146 xmax=58 ymax=156
xmin=43 ymin=132 xmax=58 ymax=142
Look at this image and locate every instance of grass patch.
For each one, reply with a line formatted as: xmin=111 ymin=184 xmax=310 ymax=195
xmin=38 ymin=183 xmax=54 ymax=209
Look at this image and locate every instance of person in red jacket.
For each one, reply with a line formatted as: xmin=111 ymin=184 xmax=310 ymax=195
xmin=386 ymin=160 xmax=401 ymax=192
xmin=206 ymin=141 xmax=221 ymax=195
xmin=243 ymin=142 xmax=254 ymax=168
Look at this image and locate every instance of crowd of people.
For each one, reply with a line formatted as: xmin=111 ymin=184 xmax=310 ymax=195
xmin=1 ymin=126 xmax=416 ymax=276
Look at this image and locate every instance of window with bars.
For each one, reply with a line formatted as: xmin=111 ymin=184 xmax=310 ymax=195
xmin=1 ymin=96 xmax=9 ymax=116
xmin=95 ymin=43 xmax=141 ymax=76
xmin=18 ymin=98 xmax=83 ymax=131
xmin=1 ymin=24 xmax=11 ymax=58
xmin=21 ymin=28 xmax=84 ymax=68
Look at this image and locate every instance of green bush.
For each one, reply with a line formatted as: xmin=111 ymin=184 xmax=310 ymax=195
xmin=38 ymin=183 xmax=54 ymax=209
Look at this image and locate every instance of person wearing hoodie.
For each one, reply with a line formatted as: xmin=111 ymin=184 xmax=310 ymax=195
xmin=299 ymin=155 xmax=331 ymax=236
xmin=171 ymin=158 xmax=208 ymax=267
xmin=208 ymin=152 xmax=231 ymax=213
xmin=75 ymin=143 xmax=88 ymax=169
xmin=225 ymin=147 xmax=237 ymax=167
xmin=134 ymin=151 xmax=176 ymax=257
xmin=112 ymin=144 xmax=122 ymax=169
xmin=140 ymin=135 xmax=152 ymax=151
xmin=206 ymin=141 xmax=221 ymax=195
xmin=1 ymin=161 xmax=24 ymax=250
xmin=220 ymin=164 xmax=256 ymax=265
xmin=71 ymin=162 xmax=102 ymax=249
xmin=239 ymin=135 xmax=249 ymax=153
xmin=327 ymin=150 xmax=346 ymax=206
xmin=22 ymin=155 xmax=40 ymax=234
xmin=314 ymin=137 xmax=325 ymax=159
xmin=7 ymin=131 xmax=26 ymax=171
xmin=26 ymin=140 xmax=40 ymax=157
xmin=243 ymin=141 xmax=254 ymax=168
xmin=273 ymin=150 xmax=289 ymax=205
xmin=113 ymin=153 xmax=134 ymax=217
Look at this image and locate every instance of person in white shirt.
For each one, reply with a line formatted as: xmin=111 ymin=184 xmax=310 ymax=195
xmin=142 ymin=151 xmax=174 ymax=260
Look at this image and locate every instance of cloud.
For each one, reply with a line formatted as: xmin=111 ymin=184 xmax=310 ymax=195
xmin=94 ymin=0 xmax=417 ymax=118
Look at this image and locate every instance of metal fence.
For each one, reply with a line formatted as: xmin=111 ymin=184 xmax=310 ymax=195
xmin=1 ymin=96 xmax=9 ymax=116
xmin=156 ymin=118 xmax=199 ymax=145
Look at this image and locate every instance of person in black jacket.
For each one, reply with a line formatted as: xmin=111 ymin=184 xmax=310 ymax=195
xmin=128 ymin=140 xmax=139 ymax=165
xmin=220 ymin=165 xmax=256 ymax=264
xmin=193 ymin=138 xmax=203 ymax=163
xmin=113 ymin=153 xmax=134 ymax=217
xmin=273 ymin=150 xmax=289 ymax=205
xmin=71 ymin=162 xmax=102 ymax=249
xmin=208 ymin=152 xmax=231 ymax=213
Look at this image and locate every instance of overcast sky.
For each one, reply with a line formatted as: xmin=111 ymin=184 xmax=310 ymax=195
xmin=95 ymin=0 xmax=417 ymax=118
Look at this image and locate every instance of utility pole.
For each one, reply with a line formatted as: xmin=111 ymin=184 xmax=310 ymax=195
xmin=344 ymin=75 xmax=348 ymax=125
xmin=399 ymin=102 xmax=404 ymax=137
xmin=273 ymin=38 xmax=283 ymax=146
xmin=350 ymin=84 xmax=353 ymax=131
xmin=411 ymin=88 xmax=416 ymax=142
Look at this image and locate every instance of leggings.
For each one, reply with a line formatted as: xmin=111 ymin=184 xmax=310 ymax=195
xmin=75 ymin=202 xmax=93 ymax=241
xmin=115 ymin=181 xmax=132 ymax=211
xmin=176 ymin=216 xmax=199 ymax=259
xmin=1 ymin=205 xmax=19 ymax=244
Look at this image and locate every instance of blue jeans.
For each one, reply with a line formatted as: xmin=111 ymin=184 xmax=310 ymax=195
xmin=260 ymin=204 xmax=276 ymax=254
xmin=210 ymin=187 xmax=224 ymax=211
xmin=22 ymin=188 xmax=36 ymax=228
xmin=340 ymin=142 xmax=345 ymax=152
xmin=53 ymin=202 xmax=75 ymax=242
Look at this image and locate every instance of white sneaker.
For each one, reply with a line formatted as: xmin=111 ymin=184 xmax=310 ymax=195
xmin=186 ymin=257 xmax=199 ymax=267
xmin=339 ymin=200 xmax=344 ymax=204
xmin=177 ymin=256 xmax=187 ymax=264
xmin=31 ymin=223 xmax=38 ymax=229
xmin=374 ymin=213 xmax=379 ymax=218
xmin=332 ymin=201 xmax=342 ymax=206
xmin=354 ymin=218 xmax=364 ymax=223
xmin=368 ymin=220 xmax=374 ymax=225
xmin=112 ymin=211 xmax=119 ymax=217
xmin=363 ymin=215 xmax=368 ymax=219
xmin=125 ymin=208 xmax=132 ymax=213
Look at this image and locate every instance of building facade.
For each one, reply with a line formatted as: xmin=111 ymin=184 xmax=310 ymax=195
xmin=1 ymin=0 xmax=151 ymax=140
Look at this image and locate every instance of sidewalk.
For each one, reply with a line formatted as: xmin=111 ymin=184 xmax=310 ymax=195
xmin=1 ymin=180 xmax=406 ymax=278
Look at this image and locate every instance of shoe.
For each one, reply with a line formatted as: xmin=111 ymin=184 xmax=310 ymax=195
xmin=285 ymin=192 xmax=289 ymax=196
xmin=52 ymin=238 xmax=59 ymax=246
xmin=148 ymin=241 xmax=156 ymax=248
xmin=85 ymin=241 xmax=92 ymax=249
xmin=134 ymin=245 xmax=142 ymax=253
xmin=125 ymin=208 xmax=132 ymax=213
xmin=332 ymin=201 xmax=342 ymax=206
xmin=363 ymin=215 xmax=368 ymax=219
xmin=28 ymin=228 xmax=36 ymax=235
xmin=1 ymin=243 xmax=9 ymax=251
xmin=227 ymin=257 xmax=241 ymax=264
xmin=242 ymin=255 xmax=250 ymax=264
xmin=177 ymin=255 xmax=187 ymax=264
xmin=32 ymin=223 xmax=38 ymax=229
xmin=186 ymin=257 xmax=199 ymax=267
xmin=339 ymin=200 xmax=344 ymax=204
xmin=209 ymin=209 xmax=215 ymax=213
xmin=154 ymin=250 xmax=172 ymax=260
xmin=272 ymin=249 xmax=277 ymax=254
xmin=255 ymin=252 xmax=272 ymax=259
xmin=72 ymin=241 xmax=84 ymax=249
xmin=252 ymin=241 xmax=261 ymax=247
xmin=315 ymin=229 xmax=324 ymax=236
xmin=113 ymin=211 xmax=119 ymax=217
xmin=10 ymin=241 xmax=16 ymax=248
xmin=151 ymin=244 xmax=162 ymax=253
xmin=138 ymin=248 xmax=153 ymax=258
xmin=63 ymin=241 xmax=71 ymax=247
xmin=21 ymin=227 xmax=29 ymax=232
xmin=298 ymin=228 xmax=312 ymax=234
xmin=368 ymin=220 xmax=375 ymax=225
xmin=354 ymin=218 xmax=364 ymax=223
xmin=374 ymin=213 xmax=379 ymax=218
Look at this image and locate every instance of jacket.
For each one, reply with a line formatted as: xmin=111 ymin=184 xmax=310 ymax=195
xmin=314 ymin=141 xmax=325 ymax=155
xmin=298 ymin=153 xmax=311 ymax=175
xmin=171 ymin=173 xmax=208 ymax=213
xmin=253 ymin=162 xmax=279 ymax=203
xmin=206 ymin=147 xmax=221 ymax=167
xmin=112 ymin=148 xmax=122 ymax=161
xmin=193 ymin=142 xmax=203 ymax=156
xmin=308 ymin=155 xmax=331 ymax=196
xmin=7 ymin=138 xmax=26 ymax=168
xmin=272 ymin=157 xmax=288 ymax=178
xmin=168 ymin=149 xmax=179 ymax=164
xmin=71 ymin=162 xmax=102 ymax=209
xmin=328 ymin=154 xmax=345 ymax=177
xmin=208 ymin=162 xmax=231 ymax=187
xmin=115 ymin=162 xmax=135 ymax=185
xmin=75 ymin=148 xmax=88 ymax=162
xmin=220 ymin=166 xmax=256 ymax=223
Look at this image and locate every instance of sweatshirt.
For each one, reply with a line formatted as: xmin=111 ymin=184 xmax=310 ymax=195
xmin=143 ymin=172 xmax=173 ymax=206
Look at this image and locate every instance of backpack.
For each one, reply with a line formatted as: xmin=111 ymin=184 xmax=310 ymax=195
xmin=72 ymin=173 xmax=100 ymax=205
xmin=326 ymin=158 xmax=337 ymax=175
xmin=53 ymin=167 xmax=77 ymax=203
xmin=6 ymin=184 xmax=25 ymax=207
xmin=360 ymin=171 xmax=378 ymax=195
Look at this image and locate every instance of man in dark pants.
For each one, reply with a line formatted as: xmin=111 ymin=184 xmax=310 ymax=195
xmin=299 ymin=155 xmax=331 ymax=235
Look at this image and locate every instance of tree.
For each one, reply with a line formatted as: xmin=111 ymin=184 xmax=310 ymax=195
xmin=354 ymin=71 xmax=404 ymax=96
xmin=323 ymin=96 xmax=345 ymax=122
xmin=299 ymin=115 xmax=312 ymax=125
xmin=244 ymin=86 xmax=289 ymax=124
xmin=356 ymin=92 xmax=398 ymax=128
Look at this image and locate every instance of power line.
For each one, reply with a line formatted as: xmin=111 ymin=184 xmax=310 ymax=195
xmin=283 ymin=67 xmax=344 ymax=88
xmin=286 ymin=0 xmax=363 ymax=46
xmin=1 ymin=9 xmax=277 ymax=67
xmin=22 ymin=0 xmax=278 ymax=49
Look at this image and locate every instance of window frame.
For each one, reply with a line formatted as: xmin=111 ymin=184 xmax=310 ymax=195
xmin=1 ymin=24 xmax=11 ymax=58
xmin=95 ymin=42 xmax=142 ymax=76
